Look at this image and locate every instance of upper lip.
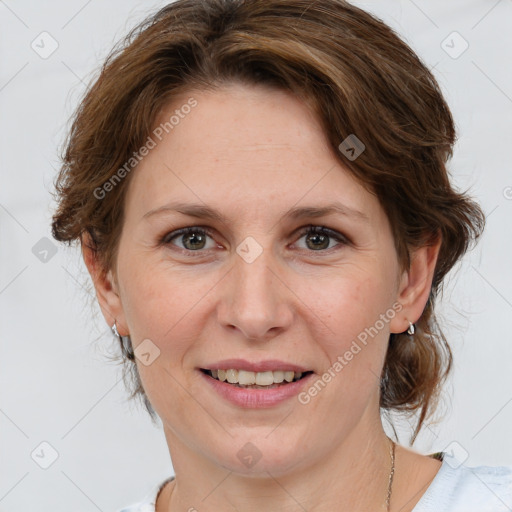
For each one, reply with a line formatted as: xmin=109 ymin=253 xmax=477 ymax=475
xmin=201 ymin=359 xmax=311 ymax=373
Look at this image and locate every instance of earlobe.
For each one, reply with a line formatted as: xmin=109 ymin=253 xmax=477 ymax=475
xmin=390 ymin=235 xmax=442 ymax=334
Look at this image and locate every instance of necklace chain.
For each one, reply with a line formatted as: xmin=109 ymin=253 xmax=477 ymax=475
xmin=165 ymin=438 xmax=397 ymax=511
xmin=386 ymin=437 xmax=396 ymax=511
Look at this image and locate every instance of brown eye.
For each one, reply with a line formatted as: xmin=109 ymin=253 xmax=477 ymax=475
xmin=295 ymin=226 xmax=348 ymax=252
xmin=163 ymin=227 xmax=216 ymax=251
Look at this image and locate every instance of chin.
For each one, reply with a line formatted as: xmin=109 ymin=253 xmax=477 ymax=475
xmin=206 ymin=431 xmax=309 ymax=478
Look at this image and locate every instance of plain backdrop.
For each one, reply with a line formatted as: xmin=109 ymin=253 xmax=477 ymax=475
xmin=1 ymin=1 xmax=511 ymax=511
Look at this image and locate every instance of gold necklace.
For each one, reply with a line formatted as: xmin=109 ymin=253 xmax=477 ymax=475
xmin=386 ymin=437 xmax=396 ymax=511
xmin=165 ymin=438 xmax=396 ymax=511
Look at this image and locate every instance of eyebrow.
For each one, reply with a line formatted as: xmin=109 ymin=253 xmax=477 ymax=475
xmin=142 ymin=201 xmax=369 ymax=224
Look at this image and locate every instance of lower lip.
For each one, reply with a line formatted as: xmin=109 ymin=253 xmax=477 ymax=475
xmin=199 ymin=370 xmax=315 ymax=408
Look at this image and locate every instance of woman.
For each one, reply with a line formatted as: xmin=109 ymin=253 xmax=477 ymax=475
xmin=51 ymin=0 xmax=512 ymax=510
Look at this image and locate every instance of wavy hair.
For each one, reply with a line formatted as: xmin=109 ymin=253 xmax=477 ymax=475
xmin=51 ymin=0 xmax=485 ymax=443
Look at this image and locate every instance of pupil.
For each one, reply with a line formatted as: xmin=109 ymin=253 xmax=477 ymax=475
xmin=307 ymin=232 xmax=329 ymax=250
xmin=184 ymin=232 xmax=205 ymax=250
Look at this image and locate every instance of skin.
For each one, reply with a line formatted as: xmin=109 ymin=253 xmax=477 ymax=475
xmin=84 ymin=82 xmax=443 ymax=511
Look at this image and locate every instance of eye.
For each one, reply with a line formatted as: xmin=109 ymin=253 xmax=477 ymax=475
xmin=293 ymin=225 xmax=349 ymax=252
xmin=160 ymin=225 xmax=349 ymax=255
xmin=161 ymin=226 xmax=217 ymax=252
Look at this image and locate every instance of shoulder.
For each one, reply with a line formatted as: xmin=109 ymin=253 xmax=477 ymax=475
xmin=414 ymin=452 xmax=512 ymax=512
xmin=116 ymin=477 xmax=174 ymax=512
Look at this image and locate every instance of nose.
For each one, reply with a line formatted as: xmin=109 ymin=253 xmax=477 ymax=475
xmin=217 ymin=243 xmax=294 ymax=342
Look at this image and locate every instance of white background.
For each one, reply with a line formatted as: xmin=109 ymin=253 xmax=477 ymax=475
xmin=1 ymin=1 xmax=511 ymax=510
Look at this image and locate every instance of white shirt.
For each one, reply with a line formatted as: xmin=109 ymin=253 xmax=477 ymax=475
xmin=117 ymin=451 xmax=512 ymax=512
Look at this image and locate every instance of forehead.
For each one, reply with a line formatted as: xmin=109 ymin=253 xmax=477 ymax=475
xmin=123 ymin=83 xmax=381 ymax=226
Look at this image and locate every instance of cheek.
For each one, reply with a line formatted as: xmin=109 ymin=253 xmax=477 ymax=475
xmin=305 ymin=269 xmax=394 ymax=401
xmin=119 ymin=265 xmax=212 ymax=417
xmin=312 ymin=270 xmax=391 ymax=351
xmin=118 ymin=250 xmax=210 ymax=342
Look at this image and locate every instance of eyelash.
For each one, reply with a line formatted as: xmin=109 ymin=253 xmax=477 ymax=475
xmin=160 ymin=225 xmax=349 ymax=256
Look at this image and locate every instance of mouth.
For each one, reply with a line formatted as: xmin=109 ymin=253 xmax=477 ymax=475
xmin=200 ymin=368 xmax=314 ymax=389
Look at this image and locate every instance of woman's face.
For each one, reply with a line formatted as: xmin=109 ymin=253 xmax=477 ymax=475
xmin=107 ymin=83 xmax=412 ymax=475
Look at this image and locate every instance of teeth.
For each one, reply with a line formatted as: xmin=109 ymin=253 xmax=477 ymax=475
xmin=284 ymin=371 xmax=294 ymax=383
xmin=208 ymin=369 xmax=306 ymax=385
xmin=226 ymin=369 xmax=238 ymax=384
xmin=255 ymin=371 xmax=274 ymax=386
xmin=238 ymin=370 xmax=256 ymax=385
xmin=273 ymin=370 xmax=284 ymax=383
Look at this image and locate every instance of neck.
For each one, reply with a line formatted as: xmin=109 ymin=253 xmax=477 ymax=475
xmin=161 ymin=425 xmax=393 ymax=511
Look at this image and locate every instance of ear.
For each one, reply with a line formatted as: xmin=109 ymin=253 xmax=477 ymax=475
xmin=389 ymin=234 xmax=442 ymax=334
xmin=81 ymin=232 xmax=129 ymax=336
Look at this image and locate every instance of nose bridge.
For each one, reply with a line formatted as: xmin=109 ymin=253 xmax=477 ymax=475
xmin=221 ymin=237 xmax=291 ymax=340
xmin=235 ymin=242 xmax=274 ymax=302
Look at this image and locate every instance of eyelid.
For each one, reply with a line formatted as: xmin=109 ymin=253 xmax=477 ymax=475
xmin=294 ymin=225 xmax=350 ymax=244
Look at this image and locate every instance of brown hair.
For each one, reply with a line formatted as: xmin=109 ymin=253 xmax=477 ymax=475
xmin=51 ymin=0 xmax=485 ymax=444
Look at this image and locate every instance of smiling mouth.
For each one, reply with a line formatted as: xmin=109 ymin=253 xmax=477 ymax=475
xmin=201 ymin=368 xmax=313 ymax=389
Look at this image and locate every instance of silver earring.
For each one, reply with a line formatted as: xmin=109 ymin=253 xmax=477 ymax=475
xmin=111 ymin=321 xmax=135 ymax=361
xmin=407 ymin=321 xmax=415 ymax=336
xmin=111 ymin=321 xmax=120 ymax=338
